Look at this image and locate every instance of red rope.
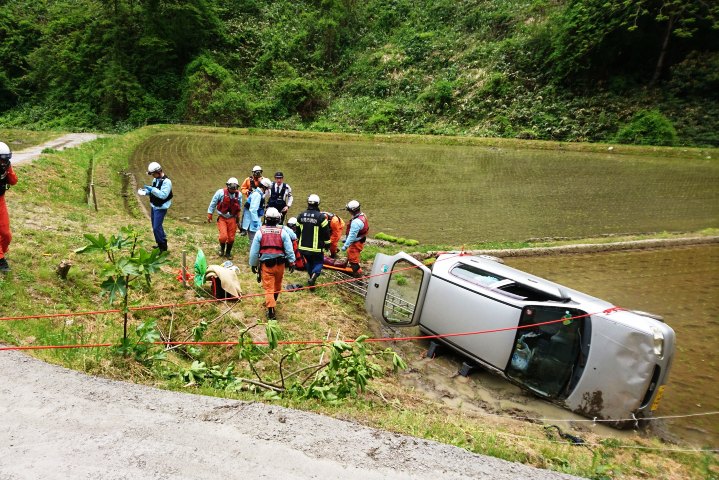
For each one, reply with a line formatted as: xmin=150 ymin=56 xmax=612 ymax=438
xmin=0 ymin=308 xmax=624 ymax=351
xmin=0 ymin=255 xmax=431 ymax=322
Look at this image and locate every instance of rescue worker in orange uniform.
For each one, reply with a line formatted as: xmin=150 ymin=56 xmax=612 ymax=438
xmin=207 ymin=177 xmax=242 ymax=259
xmin=249 ymin=208 xmax=296 ymax=319
xmin=322 ymin=211 xmax=346 ymax=258
xmin=341 ymin=200 xmax=369 ymax=277
xmin=240 ymin=165 xmax=264 ymax=236
xmin=0 ymin=142 xmax=18 ymax=272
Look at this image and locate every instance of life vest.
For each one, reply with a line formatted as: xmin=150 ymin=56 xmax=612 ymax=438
xmin=267 ymin=182 xmax=288 ymax=210
xmin=150 ymin=176 xmax=173 ymax=207
xmin=217 ymin=188 xmax=241 ymax=216
xmin=292 ymin=239 xmax=305 ymax=268
xmin=259 ymin=225 xmax=284 ymax=255
xmin=346 ymin=213 xmax=369 ymax=241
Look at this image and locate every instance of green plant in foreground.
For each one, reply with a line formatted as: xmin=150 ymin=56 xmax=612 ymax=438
xmin=181 ymin=322 xmax=408 ymax=403
xmin=75 ymin=226 xmax=169 ymax=345
xmin=112 ymin=319 xmax=167 ymax=366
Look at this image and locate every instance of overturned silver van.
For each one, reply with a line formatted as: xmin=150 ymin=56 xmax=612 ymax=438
xmin=365 ymin=252 xmax=675 ymax=424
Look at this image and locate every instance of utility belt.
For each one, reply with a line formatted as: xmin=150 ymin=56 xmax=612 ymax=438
xmin=260 ymin=256 xmax=285 ymax=267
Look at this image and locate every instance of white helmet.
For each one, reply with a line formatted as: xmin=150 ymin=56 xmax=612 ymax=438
xmin=287 ymin=217 xmax=298 ymax=227
xmin=252 ymin=165 xmax=262 ymax=174
xmin=307 ymin=194 xmax=320 ymax=206
xmin=226 ymin=177 xmax=239 ymax=187
xmin=265 ymin=207 xmax=281 ymax=220
xmin=346 ymin=200 xmax=360 ymax=212
xmin=147 ymin=162 xmax=162 ymax=174
xmin=259 ymin=177 xmax=272 ymax=189
xmin=0 ymin=142 xmax=11 ymax=161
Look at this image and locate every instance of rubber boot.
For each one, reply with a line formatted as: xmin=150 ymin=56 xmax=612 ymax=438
xmin=350 ymin=262 xmax=362 ymax=278
xmin=158 ymin=242 xmax=168 ymax=253
xmin=225 ymin=242 xmax=234 ymax=259
xmin=274 ymin=292 xmax=279 ymax=301
xmin=308 ymin=272 xmax=318 ymax=287
xmin=218 ymin=243 xmax=226 ymax=257
xmin=0 ymin=258 xmax=9 ymax=272
xmin=267 ymin=307 xmax=276 ymax=320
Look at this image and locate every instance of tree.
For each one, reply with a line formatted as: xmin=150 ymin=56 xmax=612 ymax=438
xmin=549 ymin=0 xmax=719 ymax=85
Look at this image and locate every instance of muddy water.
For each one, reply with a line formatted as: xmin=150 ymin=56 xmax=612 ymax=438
xmin=130 ymin=132 xmax=719 ymax=244
xmin=507 ymin=244 xmax=719 ymax=447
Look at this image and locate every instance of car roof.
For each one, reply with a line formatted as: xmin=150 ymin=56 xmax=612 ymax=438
xmin=434 ymin=253 xmax=613 ymax=309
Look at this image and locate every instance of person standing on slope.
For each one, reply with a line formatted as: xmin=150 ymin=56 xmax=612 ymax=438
xmin=267 ymin=171 xmax=293 ymax=225
xmin=0 ymin=142 xmax=18 ymax=272
xmin=207 ymin=177 xmax=242 ymax=259
xmin=297 ymin=194 xmax=331 ymax=288
xmin=249 ymin=207 xmax=295 ymax=319
xmin=143 ymin=162 xmax=173 ymax=253
xmin=240 ymin=165 xmax=264 ymax=236
xmin=246 ymin=177 xmax=272 ymax=246
xmin=341 ymin=199 xmax=369 ymax=277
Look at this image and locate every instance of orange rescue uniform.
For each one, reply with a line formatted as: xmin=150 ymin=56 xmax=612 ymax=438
xmin=326 ymin=213 xmax=345 ymax=257
xmin=0 ymin=166 xmax=18 ymax=260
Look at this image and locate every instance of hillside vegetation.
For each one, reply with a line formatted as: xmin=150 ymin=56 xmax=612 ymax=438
xmin=1 ymin=0 xmax=718 ymax=146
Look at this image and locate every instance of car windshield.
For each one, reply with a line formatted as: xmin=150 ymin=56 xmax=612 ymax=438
xmin=505 ymin=306 xmax=588 ymax=399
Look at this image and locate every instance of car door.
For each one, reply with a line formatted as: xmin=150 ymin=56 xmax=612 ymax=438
xmin=365 ymin=252 xmax=431 ymax=327
xmin=418 ymin=260 xmax=524 ymax=370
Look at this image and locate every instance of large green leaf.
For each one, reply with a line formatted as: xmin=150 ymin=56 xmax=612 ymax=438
xmin=74 ymin=233 xmax=109 ymax=254
xmin=101 ymin=276 xmax=127 ymax=303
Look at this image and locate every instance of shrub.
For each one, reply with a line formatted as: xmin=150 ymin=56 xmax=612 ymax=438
xmin=418 ymin=80 xmax=454 ymax=112
xmin=615 ymin=109 xmax=678 ymax=146
xmin=271 ymin=76 xmax=327 ymax=121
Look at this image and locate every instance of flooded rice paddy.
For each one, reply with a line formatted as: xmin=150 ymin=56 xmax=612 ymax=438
xmin=508 ymin=244 xmax=719 ymax=447
xmin=130 ymin=132 xmax=718 ymax=244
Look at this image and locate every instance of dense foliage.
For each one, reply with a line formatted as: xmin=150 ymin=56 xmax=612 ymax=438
xmin=1 ymin=0 xmax=717 ymax=145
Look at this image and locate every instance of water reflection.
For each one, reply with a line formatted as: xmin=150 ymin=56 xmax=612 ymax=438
xmin=507 ymin=244 xmax=719 ymax=447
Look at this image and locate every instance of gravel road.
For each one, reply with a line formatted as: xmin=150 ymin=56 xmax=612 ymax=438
xmin=0 ymin=349 xmax=583 ymax=479
xmin=11 ymin=133 xmax=101 ymax=166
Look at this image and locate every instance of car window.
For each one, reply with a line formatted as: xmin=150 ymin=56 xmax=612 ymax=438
xmin=383 ymin=259 xmax=424 ymax=324
xmin=505 ymin=306 xmax=588 ymax=399
xmin=450 ymin=264 xmax=563 ymax=302
xmin=451 ymin=264 xmax=501 ymax=287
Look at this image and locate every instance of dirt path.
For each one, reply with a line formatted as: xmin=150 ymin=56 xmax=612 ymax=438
xmin=0 ymin=349 xmax=582 ymax=480
xmin=11 ymin=133 xmax=101 ymax=166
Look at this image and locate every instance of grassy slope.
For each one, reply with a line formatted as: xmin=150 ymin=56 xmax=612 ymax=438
xmin=0 ymin=126 xmax=716 ymax=479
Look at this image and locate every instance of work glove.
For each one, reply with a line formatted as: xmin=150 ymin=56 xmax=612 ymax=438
xmin=144 ymin=185 xmax=152 ymax=194
xmin=341 ymin=244 xmax=348 ymax=252
xmin=251 ymin=266 xmax=258 ymax=274
xmin=281 ymin=206 xmax=288 ymax=213
xmin=206 ymin=213 xmax=213 ymax=223
xmin=288 ymin=263 xmax=295 ymax=274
